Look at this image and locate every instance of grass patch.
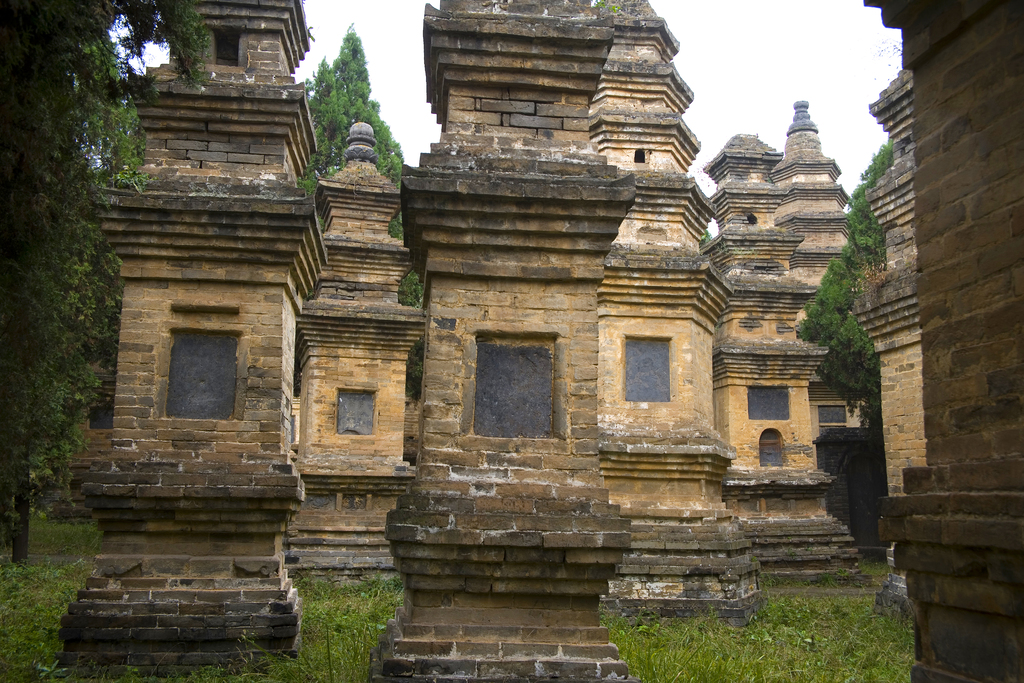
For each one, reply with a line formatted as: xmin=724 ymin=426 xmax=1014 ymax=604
xmin=259 ymin=576 xmax=403 ymax=683
xmin=0 ymin=560 xmax=93 ymax=682
xmin=28 ymin=515 xmax=102 ymax=557
xmin=608 ymin=597 xmax=913 ymax=683
xmin=859 ymin=559 xmax=891 ymax=577
xmin=0 ymin=520 xmax=912 ymax=682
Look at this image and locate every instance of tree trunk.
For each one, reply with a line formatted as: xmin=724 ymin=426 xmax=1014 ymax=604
xmin=12 ymin=495 xmax=29 ymax=563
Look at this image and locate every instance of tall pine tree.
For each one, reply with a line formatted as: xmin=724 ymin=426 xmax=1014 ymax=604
xmin=302 ymin=27 xmax=404 ymax=193
xmin=800 ymin=142 xmax=894 ymax=443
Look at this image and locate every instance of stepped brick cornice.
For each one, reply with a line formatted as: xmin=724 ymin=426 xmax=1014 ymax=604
xmin=712 ymin=342 xmax=828 ymax=385
xmin=599 ymin=249 xmax=731 ymax=333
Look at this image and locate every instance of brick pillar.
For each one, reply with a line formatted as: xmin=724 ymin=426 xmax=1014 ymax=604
xmin=864 ymin=1 xmax=1024 ymax=681
xmin=58 ymin=0 xmax=324 ymax=673
xmin=371 ymin=3 xmax=639 ymax=681
xmin=287 ymin=125 xmax=425 ymax=581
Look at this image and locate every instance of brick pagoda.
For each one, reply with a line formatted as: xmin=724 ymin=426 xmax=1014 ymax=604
xmin=371 ymin=1 xmax=638 ymax=681
xmin=591 ymin=0 xmax=761 ymax=625
xmin=703 ymin=111 xmax=858 ymax=578
xmin=853 ymin=70 xmax=922 ymax=617
xmin=59 ymin=0 xmax=323 ymax=672
xmin=287 ymin=123 xmax=424 ymax=581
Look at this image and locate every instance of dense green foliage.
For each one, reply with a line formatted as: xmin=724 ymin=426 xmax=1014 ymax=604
xmin=302 ymin=27 xmax=404 ymax=193
xmin=0 ymin=0 xmax=208 ymax=553
xmin=800 ymin=143 xmax=894 ymax=440
xmin=0 ymin=520 xmax=913 ymax=682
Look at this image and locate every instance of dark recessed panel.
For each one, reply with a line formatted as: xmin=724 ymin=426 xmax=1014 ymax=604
xmin=166 ymin=334 xmax=237 ymax=420
xmin=474 ymin=342 xmax=552 ymax=439
xmin=337 ymin=392 xmax=375 ymax=435
xmin=625 ymin=340 xmax=671 ymax=402
xmin=747 ymin=386 xmax=790 ymax=420
xmin=818 ymin=405 xmax=847 ymax=425
xmin=88 ymin=406 xmax=114 ymax=430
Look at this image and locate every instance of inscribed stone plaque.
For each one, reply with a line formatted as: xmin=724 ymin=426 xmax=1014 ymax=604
xmin=166 ymin=334 xmax=237 ymax=419
xmin=88 ymin=406 xmax=114 ymax=430
xmin=474 ymin=342 xmax=552 ymax=438
xmin=818 ymin=405 xmax=847 ymax=425
xmin=625 ymin=340 xmax=671 ymax=402
xmin=747 ymin=386 xmax=790 ymax=420
xmin=337 ymin=392 xmax=374 ymax=435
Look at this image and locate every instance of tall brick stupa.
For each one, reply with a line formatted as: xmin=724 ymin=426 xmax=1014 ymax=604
xmin=286 ymin=123 xmax=425 ymax=580
xmin=704 ymin=108 xmax=858 ymax=578
xmin=59 ymin=0 xmax=324 ymax=672
xmin=590 ymin=0 xmax=761 ymax=625
xmin=371 ymin=1 xmax=638 ymax=681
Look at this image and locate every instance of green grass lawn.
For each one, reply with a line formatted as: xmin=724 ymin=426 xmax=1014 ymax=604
xmin=0 ymin=519 xmax=913 ymax=682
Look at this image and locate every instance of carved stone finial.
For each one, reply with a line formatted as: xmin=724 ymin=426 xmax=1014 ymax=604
xmin=344 ymin=122 xmax=379 ymax=164
xmin=788 ymin=101 xmax=819 ymax=136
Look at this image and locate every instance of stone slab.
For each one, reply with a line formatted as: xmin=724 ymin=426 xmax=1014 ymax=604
xmin=165 ymin=334 xmax=237 ymax=420
xmin=624 ymin=339 xmax=670 ymax=403
xmin=474 ymin=342 xmax=553 ymax=439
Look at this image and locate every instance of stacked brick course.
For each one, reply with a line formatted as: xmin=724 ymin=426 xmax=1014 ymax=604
xmin=58 ymin=0 xmax=324 ymax=673
xmin=591 ymin=0 xmax=760 ymax=625
xmin=865 ymin=1 xmax=1024 ymax=680
xmin=286 ymin=124 xmax=425 ymax=581
xmin=704 ymin=111 xmax=858 ymax=578
xmin=371 ymin=2 xmax=639 ymax=681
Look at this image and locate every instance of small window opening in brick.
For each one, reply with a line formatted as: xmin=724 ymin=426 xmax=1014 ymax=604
xmin=634 ymin=149 xmax=646 ymax=164
xmin=214 ymin=30 xmax=241 ymax=66
xmin=747 ymin=213 xmax=757 ymax=225
xmin=759 ymin=429 xmax=783 ymax=467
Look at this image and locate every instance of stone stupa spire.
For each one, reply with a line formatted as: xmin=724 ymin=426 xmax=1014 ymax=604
xmin=344 ymin=121 xmax=379 ymax=165
xmin=788 ymin=100 xmax=819 ymax=135
xmin=772 ymin=100 xmax=849 ymax=284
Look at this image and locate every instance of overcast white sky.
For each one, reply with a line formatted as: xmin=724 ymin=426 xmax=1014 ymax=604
xmin=294 ymin=0 xmax=902 ymax=198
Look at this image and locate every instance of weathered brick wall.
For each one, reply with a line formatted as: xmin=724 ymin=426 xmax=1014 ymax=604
xmin=112 ymin=278 xmax=299 ymax=462
xmin=867 ymin=1 xmax=1024 ymax=680
xmin=419 ymin=276 xmax=603 ymax=468
xmin=715 ymin=382 xmax=817 ymax=470
xmin=878 ymin=341 xmax=926 ymax=494
xmin=600 ymin=314 xmax=716 ymax=436
xmin=298 ymin=353 xmax=409 ymax=472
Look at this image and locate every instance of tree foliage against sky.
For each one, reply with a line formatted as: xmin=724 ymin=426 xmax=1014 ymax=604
xmin=302 ymin=26 xmax=404 ymax=193
xmin=0 ymin=0 xmax=208 ymax=557
xmin=800 ymin=142 xmax=894 ymax=443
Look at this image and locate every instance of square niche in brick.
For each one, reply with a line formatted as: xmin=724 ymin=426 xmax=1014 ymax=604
xmin=747 ymin=386 xmax=790 ymax=420
xmin=166 ymin=333 xmax=238 ymax=419
xmin=88 ymin=405 xmax=114 ymax=430
xmin=818 ymin=405 xmax=847 ymax=426
xmin=625 ymin=339 xmax=671 ymax=402
xmin=337 ymin=392 xmax=375 ymax=435
xmin=474 ymin=341 xmax=553 ymax=439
